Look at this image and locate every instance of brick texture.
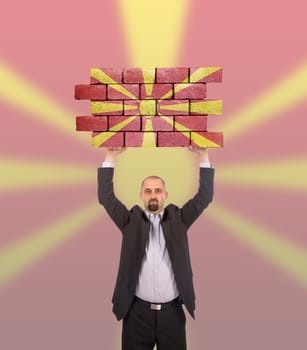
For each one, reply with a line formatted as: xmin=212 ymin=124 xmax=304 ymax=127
xmin=76 ymin=116 xmax=107 ymax=131
xmin=158 ymin=132 xmax=190 ymax=146
xmin=156 ymin=67 xmax=189 ymax=83
xmin=75 ymin=66 xmax=223 ymax=147
xmin=75 ymin=85 xmax=106 ymax=100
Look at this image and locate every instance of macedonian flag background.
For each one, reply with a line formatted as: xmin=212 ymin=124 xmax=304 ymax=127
xmin=1 ymin=1 xmax=307 ymax=349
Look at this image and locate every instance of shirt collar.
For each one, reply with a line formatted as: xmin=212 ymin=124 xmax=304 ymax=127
xmin=145 ymin=210 xmax=164 ymax=220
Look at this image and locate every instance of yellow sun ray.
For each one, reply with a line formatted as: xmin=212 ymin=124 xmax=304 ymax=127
xmin=222 ymin=61 xmax=307 ymax=142
xmin=0 ymin=157 xmax=93 ymax=192
xmin=116 ymin=2 xmax=194 ymax=347
xmin=0 ymin=61 xmax=87 ymax=144
xmin=159 ymin=102 xmax=189 ymax=113
xmin=118 ymin=0 xmax=189 ymax=67
xmin=207 ymin=203 xmax=307 ymax=287
xmin=142 ymin=69 xmax=155 ymax=96
xmin=142 ymin=119 xmax=156 ymax=147
xmin=0 ymin=201 xmax=101 ymax=288
xmin=190 ymin=100 xmax=223 ymax=115
xmin=218 ymin=157 xmax=307 ymax=191
xmin=91 ymin=101 xmax=123 ymax=114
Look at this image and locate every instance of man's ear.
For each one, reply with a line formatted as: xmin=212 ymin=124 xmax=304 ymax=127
xmin=164 ymin=191 xmax=169 ymax=199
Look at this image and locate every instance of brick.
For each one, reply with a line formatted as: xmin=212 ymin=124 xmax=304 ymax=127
xmin=190 ymin=100 xmax=223 ymax=115
xmin=92 ymin=131 xmax=124 ymax=147
xmin=123 ymin=68 xmax=155 ymax=83
xmin=174 ymin=116 xmax=207 ymax=131
xmin=90 ymin=67 xmax=122 ymax=84
xmin=125 ymin=132 xmax=157 ymax=147
xmin=174 ymin=83 xmax=206 ymax=100
xmin=141 ymin=116 xmax=174 ymax=131
xmin=124 ymin=100 xmax=140 ymax=115
xmin=109 ymin=116 xmax=141 ymax=131
xmin=76 ymin=116 xmax=108 ymax=131
xmin=158 ymin=131 xmax=190 ymax=146
xmin=140 ymin=83 xmax=173 ymax=99
xmin=191 ymin=132 xmax=223 ymax=148
xmin=76 ymin=65 xmax=223 ymax=148
xmin=124 ymin=100 xmax=156 ymax=116
xmin=139 ymin=100 xmax=156 ymax=115
xmin=107 ymin=84 xmax=139 ymax=100
xmin=74 ymin=84 xmax=106 ymax=100
xmin=189 ymin=67 xmax=222 ymax=83
xmin=156 ymin=67 xmax=189 ymax=83
xmin=91 ymin=101 xmax=123 ymax=115
xmin=158 ymin=99 xmax=189 ymax=115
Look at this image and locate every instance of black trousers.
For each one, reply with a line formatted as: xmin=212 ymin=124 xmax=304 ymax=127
xmin=122 ymin=297 xmax=187 ymax=350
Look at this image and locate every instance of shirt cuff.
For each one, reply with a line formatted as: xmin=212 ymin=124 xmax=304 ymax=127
xmin=199 ymin=162 xmax=211 ymax=168
xmin=101 ymin=161 xmax=114 ymax=168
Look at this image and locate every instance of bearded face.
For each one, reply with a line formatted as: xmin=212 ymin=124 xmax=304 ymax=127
xmin=140 ymin=178 xmax=168 ymax=214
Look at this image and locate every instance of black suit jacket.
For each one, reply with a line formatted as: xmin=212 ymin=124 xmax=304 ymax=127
xmin=98 ymin=166 xmax=214 ymax=320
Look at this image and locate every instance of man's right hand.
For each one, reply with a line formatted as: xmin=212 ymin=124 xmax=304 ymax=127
xmin=104 ymin=147 xmax=127 ymax=163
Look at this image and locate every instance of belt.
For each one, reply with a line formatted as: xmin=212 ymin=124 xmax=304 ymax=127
xmin=134 ymin=296 xmax=180 ymax=311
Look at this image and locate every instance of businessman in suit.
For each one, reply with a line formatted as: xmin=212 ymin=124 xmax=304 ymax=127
xmin=98 ymin=147 xmax=214 ymax=350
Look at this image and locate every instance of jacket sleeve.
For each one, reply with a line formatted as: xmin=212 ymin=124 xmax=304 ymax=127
xmin=180 ymin=167 xmax=214 ymax=229
xmin=97 ymin=167 xmax=130 ymax=231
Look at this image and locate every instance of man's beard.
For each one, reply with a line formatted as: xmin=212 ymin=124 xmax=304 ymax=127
xmin=148 ymin=200 xmax=159 ymax=212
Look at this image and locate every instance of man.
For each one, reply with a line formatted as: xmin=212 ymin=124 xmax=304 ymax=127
xmin=98 ymin=146 xmax=214 ymax=350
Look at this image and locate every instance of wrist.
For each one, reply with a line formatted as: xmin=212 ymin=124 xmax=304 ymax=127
xmin=199 ymin=152 xmax=209 ymax=163
xmin=104 ymin=154 xmax=115 ymax=163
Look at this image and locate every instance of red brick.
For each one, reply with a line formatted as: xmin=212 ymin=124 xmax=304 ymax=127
xmin=174 ymin=116 xmax=207 ymax=131
xmin=156 ymin=67 xmax=189 ymax=83
xmin=74 ymin=84 xmax=106 ymax=100
xmin=174 ymin=83 xmax=206 ymax=99
xmin=190 ymin=132 xmax=223 ymax=148
xmin=158 ymin=131 xmax=190 ymax=146
xmin=107 ymin=84 xmax=139 ymax=100
xmin=140 ymin=83 xmax=173 ymax=99
xmin=109 ymin=116 xmax=141 ymax=131
xmin=91 ymin=101 xmax=123 ymax=115
xmin=189 ymin=67 xmax=222 ymax=83
xmin=141 ymin=116 xmax=174 ymax=131
xmin=90 ymin=68 xmax=123 ymax=84
xmin=123 ymin=68 xmax=156 ymax=83
xmin=125 ymin=132 xmax=157 ymax=147
xmin=92 ymin=131 xmax=124 ymax=147
xmin=76 ymin=116 xmax=108 ymax=131
xmin=158 ymin=99 xmax=189 ymax=115
xmin=123 ymin=68 xmax=143 ymax=83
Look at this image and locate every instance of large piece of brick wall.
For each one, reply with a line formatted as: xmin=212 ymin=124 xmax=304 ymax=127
xmin=75 ymin=67 xmax=223 ymax=147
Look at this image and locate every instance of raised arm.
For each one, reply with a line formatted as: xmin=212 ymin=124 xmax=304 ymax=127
xmin=98 ymin=147 xmax=130 ymax=231
xmin=181 ymin=147 xmax=214 ymax=228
